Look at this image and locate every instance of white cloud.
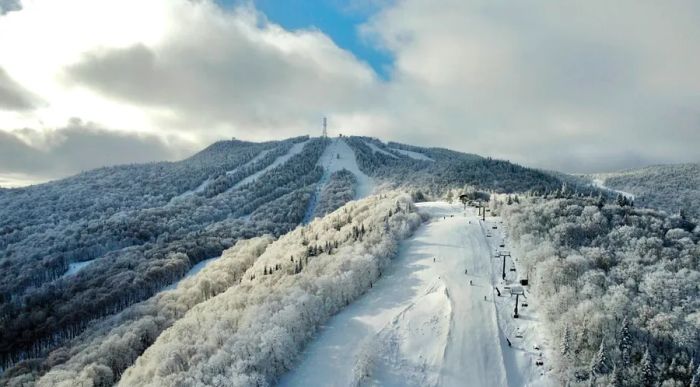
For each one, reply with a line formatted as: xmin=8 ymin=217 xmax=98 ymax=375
xmin=355 ymin=0 xmax=700 ymax=172
xmin=0 ymin=0 xmax=699 ymax=184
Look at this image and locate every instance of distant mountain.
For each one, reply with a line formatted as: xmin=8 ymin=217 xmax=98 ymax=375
xmin=584 ymin=163 xmax=700 ymax=221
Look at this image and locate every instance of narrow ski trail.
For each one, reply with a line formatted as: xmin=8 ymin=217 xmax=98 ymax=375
xmin=302 ymin=138 xmax=374 ymax=224
xmin=279 ymin=202 xmax=523 ymax=387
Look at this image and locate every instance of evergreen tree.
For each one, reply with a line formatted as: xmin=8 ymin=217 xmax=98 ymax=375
xmin=619 ymin=317 xmax=632 ymax=367
xmin=590 ymin=341 xmax=608 ymax=378
xmin=561 ymin=325 xmax=572 ymax=360
xmin=641 ymin=349 xmax=654 ymax=387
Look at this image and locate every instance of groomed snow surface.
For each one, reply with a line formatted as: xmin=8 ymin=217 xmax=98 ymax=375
xmin=389 ymin=147 xmax=434 ymax=162
xmin=280 ymin=202 xmax=555 ymax=387
xmin=302 ymin=138 xmax=374 ymax=223
xmin=591 ymin=177 xmax=636 ymax=200
xmin=319 ymin=138 xmax=374 ymax=199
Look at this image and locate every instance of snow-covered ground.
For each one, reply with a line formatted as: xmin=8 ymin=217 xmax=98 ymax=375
xmin=280 ymin=202 xmax=554 ymax=387
xmin=591 ymin=177 xmax=635 ymax=200
xmin=390 ymin=148 xmax=435 ymax=162
xmin=169 ymin=148 xmax=277 ymax=203
xmin=226 ymin=149 xmax=271 ymax=176
xmin=61 ymin=260 xmax=95 ymax=278
xmin=364 ymin=140 xmax=398 ymax=158
xmin=232 ymin=140 xmax=309 ymax=190
xmin=302 ymin=138 xmax=374 ymax=223
xmin=162 ymin=256 xmax=220 ymax=291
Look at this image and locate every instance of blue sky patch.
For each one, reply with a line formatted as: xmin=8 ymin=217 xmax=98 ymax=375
xmin=218 ymin=0 xmax=393 ymax=80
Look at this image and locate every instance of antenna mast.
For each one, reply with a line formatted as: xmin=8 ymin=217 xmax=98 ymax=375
xmin=322 ymin=117 xmax=328 ymax=138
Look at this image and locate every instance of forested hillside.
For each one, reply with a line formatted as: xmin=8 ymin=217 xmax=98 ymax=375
xmin=592 ymin=163 xmax=700 ymax=221
xmin=0 ymin=136 xmax=323 ymax=374
xmin=0 ymin=135 xmax=581 ymax=384
xmin=501 ymin=195 xmax=699 ymax=386
xmin=344 ymin=136 xmax=572 ymax=195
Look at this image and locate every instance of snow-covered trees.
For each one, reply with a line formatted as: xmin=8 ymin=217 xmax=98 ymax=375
xmin=116 ymin=192 xmax=421 ymax=386
xmin=0 ymin=136 xmax=324 ymax=377
xmin=312 ymin=169 xmax=357 ymax=218
xmin=502 ymin=196 xmax=699 ymax=387
xmin=601 ymin=163 xmax=700 ymax=221
xmin=30 ymin=236 xmax=271 ymax=387
xmin=344 ymin=136 xmax=594 ymax=200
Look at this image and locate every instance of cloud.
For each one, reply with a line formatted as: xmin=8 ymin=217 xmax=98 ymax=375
xmin=351 ymin=0 xmax=700 ymax=172
xmin=0 ymin=0 xmax=21 ymax=15
xmin=63 ymin=3 xmax=380 ymax=139
xmin=0 ymin=120 xmax=196 ymax=184
xmin=0 ymin=0 xmax=699 ymax=183
xmin=0 ymin=67 xmax=39 ymax=110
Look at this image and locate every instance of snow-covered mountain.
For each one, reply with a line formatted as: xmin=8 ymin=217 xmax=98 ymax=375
xmin=584 ymin=163 xmax=700 ymax=221
xmin=0 ymin=136 xmax=697 ymax=387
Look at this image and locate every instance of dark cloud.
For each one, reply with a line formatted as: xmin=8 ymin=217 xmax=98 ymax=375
xmin=0 ymin=67 xmax=38 ymax=110
xmin=0 ymin=122 xmax=196 ymax=183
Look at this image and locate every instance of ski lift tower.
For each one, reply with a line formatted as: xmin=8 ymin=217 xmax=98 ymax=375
xmin=510 ymin=286 xmax=525 ymax=318
xmin=497 ymin=250 xmax=511 ymax=280
xmin=322 ymin=117 xmax=328 ymax=138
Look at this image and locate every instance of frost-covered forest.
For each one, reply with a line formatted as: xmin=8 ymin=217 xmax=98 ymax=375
xmin=501 ymin=195 xmax=700 ymax=387
xmin=593 ymin=163 xmax=700 ymax=222
xmin=0 ymin=136 xmax=324 ymax=374
xmin=5 ymin=193 xmax=420 ymax=386
xmin=2 ymin=135 xmax=698 ymax=386
xmin=344 ymin=136 xmax=572 ymax=195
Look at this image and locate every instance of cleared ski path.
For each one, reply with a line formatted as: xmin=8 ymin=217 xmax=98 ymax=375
xmin=232 ymin=139 xmax=309 ymax=190
xmin=280 ymin=202 xmax=543 ymax=387
xmin=301 ymin=138 xmax=374 ymax=223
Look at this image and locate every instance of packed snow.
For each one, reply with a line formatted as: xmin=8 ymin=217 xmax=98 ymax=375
xmin=61 ymin=260 xmax=95 ymax=277
xmin=232 ymin=140 xmax=309 ymax=189
xmin=591 ymin=177 xmax=635 ymax=200
xmin=226 ymin=149 xmax=271 ymax=176
xmin=390 ymin=147 xmax=435 ymax=162
xmin=302 ymin=138 xmax=374 ymax=223
xmin=169 ymin=148 xmax=275 ymax=202
xmin=162 ymin=256 xmax=220 ymax=291
xmin=364 ymin=140 xmax=398 ymax=158
xmin=280 ymin=202 xmax=554 ymax=387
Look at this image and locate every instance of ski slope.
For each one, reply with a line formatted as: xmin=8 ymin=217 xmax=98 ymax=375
xmin=162 ymin=255 xmax=220 ymax=291
xmin=390 ymin=147 xmax=434 ymax=162
xmin=319 ymin=138 xmax=374 ymax=199
xmin=280 ymin=202 xmax=553 ymax=387
xmin=169 ymin=148 xmax=276 ymax=202
xmin=591 ymin=177 xmax=636 ymax=200
xmin=364 ymin=140 xmax=398 ymax=158
xmin=61 ymin=259 xmax=95 ymax=278
xmin=232 ymin=140 xmax=309 ymax=189
xmin=302 ymin=138 xmax=374 ymax=223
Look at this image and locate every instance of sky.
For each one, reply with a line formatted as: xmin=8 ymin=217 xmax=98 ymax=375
xmin=0 ymin=0 xmax=699 ymax=186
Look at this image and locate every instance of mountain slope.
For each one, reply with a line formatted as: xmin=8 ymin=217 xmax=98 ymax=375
xmin=587 ymin=163 xmax=700 ymax=221
xmin=0 ymin=135 xmax=572 ymax=381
